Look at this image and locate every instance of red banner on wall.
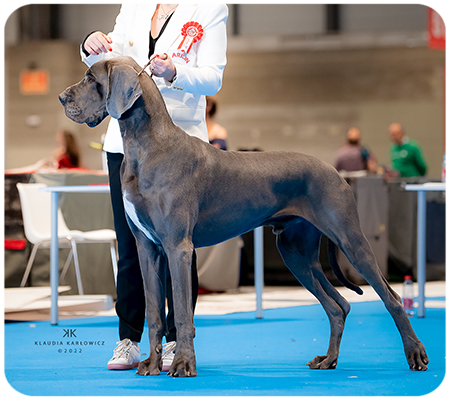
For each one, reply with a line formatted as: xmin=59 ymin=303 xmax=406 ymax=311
xmin=428 ymin=8 xmax=445 ymax=50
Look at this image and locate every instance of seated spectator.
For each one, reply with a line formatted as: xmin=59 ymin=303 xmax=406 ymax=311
xmin=335 ymin=127 xmax=377 ymax=173
xmin=54 ymin=130 xmax=81 ymax=169
xmin=5 ymin=130 xmax=82 ymax=173
xmin=389 ymin=123 xmax=427 ymax=177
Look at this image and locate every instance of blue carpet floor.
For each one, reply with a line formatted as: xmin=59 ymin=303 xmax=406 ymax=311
xmin=4 ymin=299 xmax=446 ymax=396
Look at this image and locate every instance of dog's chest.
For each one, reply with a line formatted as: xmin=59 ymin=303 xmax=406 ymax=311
xmin=122 ymin=190 xmax=158 ymax=244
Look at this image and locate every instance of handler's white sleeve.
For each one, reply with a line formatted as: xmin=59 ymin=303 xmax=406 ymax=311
xmin=164 ymin=4 xmax=228 ymax=96
xmin=80 ymin=4 xmax=129 ymax=67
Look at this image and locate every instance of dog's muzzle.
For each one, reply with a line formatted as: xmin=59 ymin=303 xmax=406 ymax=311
xmin=59 ymin=92 xmax=82 ymax=118
xmin=58 ymin=92 xmax=69 ymax=106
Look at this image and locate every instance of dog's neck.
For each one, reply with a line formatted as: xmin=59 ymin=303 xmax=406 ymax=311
xmin=118 ymin=73 xmax=180 ymax=155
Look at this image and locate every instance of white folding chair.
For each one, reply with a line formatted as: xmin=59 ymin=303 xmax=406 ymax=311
xmin=16 ymin=183 xmax=118 ymax=295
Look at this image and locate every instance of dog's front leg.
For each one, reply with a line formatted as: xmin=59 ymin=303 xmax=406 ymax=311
xmin=165 ymin=241 xmax=197 ymax=377
xmin=131 ymin=232 xmax=167 ymax=376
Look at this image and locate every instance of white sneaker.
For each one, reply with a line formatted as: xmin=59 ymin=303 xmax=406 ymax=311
xmin=107 ymin=338 xmax=140 ymax=370
xmin=162 ymin=341 xmax=176 ymax=372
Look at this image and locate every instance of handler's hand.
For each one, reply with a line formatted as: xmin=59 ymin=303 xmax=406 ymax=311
xmin=150 ymin=53 xmax=177 ymax=82
xmin=84 ymin=31 xmax=113 ymax=55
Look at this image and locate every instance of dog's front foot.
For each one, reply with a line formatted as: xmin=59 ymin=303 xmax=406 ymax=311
xmin=307 ymin=355 xmax=338 ymax=370
xmin=168 ymin=352 xmax=197 ymax=377
xmin=406 ymin=341 xmax=429 ymax=371
xmin=136 ymin=356 xmax=161 ymax=376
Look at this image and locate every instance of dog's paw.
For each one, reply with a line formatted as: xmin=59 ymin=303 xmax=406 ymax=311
xmin=135 ymin=357 xmax=161 ymax=376
xmin=406 ymin=342 xmax=429 ymax=371
xmin=307 ymin=355 xmax=338 ymax=370
xmin=168 ymin=355 xmax=197 ymax=377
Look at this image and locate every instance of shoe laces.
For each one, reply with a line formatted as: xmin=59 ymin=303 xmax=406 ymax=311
xmin=111 ymin=339 xmax=134 ymax=360
xmin=162 ymin=341 xmax=176 ymax=359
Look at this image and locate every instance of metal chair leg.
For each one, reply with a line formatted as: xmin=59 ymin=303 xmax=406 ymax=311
xmin=59 ymin=248 xmax=74 ymax=283
xmin=70 ymin=241 xmax=84 ymax=295
xmin=20 ymin=242 xmax=41 ymax=287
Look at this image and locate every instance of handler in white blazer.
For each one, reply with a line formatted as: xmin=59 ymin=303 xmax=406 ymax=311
xmin=81 ymin=3 xmax=228 ymax=371
xmin=82 ymin=3 xmax=228 ymax=152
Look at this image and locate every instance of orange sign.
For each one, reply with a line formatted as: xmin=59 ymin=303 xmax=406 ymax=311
xmin=428 ymin=8 xmax=445 ymax=51
xmin=20 ymin=70 xmax=49 ymax=95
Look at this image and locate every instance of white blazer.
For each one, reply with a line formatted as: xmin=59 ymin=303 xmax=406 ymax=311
xmin=81 ymin=3 xmax=228 ymax=153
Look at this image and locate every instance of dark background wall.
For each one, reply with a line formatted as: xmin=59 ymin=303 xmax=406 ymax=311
xmin=4 ymin=4 xmax=445 ymax=178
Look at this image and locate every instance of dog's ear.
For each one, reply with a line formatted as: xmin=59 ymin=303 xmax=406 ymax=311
xmin=106 ymin=62 xmax=143 ymax=119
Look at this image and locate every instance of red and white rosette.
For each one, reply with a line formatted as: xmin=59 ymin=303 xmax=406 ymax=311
xmin=178 ymin=21 xmax=204 ymax=54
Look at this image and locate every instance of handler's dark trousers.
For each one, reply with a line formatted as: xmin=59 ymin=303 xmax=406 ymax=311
xmin=107 ymin=152 xmax=198 ymax=343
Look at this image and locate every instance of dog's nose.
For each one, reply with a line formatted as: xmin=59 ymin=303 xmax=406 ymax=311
xmin=58 ymin=92 xmax=68 ymax=106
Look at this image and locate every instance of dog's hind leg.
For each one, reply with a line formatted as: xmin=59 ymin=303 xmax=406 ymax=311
xmin=275 ymin=220 xmax=350 ymax=369
xmin=312 ymin=191 xmax=428 ymax=371
xmin=335 ymin=231 xmax=428 ymax=370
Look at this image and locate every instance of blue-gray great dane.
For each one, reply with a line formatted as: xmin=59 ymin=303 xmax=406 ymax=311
xmin=59 ymin=56 xmax=428 ymax=377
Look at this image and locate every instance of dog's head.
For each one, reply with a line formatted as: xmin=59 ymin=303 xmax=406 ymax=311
xmin=59 ymin=57 xmax=143 ymax=127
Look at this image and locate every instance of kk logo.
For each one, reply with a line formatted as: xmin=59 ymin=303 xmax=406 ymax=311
xmin=63 ymin=329 xmax=77 ymax=338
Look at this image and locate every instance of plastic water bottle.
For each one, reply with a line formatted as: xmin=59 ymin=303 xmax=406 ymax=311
xmin=442 ymin=155 xmax=446 ymax=182
xmin=402 ymin=275 xmax=414 ymax=317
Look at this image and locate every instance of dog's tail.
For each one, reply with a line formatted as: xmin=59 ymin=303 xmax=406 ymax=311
xmin=327 ymin=238 xmax=363 ymax=295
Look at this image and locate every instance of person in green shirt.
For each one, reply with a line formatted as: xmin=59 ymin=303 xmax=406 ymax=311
xmin=389 ymin=123 xmax=427 ymax=177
